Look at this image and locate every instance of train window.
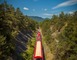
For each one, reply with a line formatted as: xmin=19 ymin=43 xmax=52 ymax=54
xmin=36 ymin=58 xmax=42 ymax=60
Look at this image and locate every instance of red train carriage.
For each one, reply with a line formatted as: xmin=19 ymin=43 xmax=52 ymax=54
xmin=33 ymin=31 xmax=44 ymax=60
xmin=36 ymin=31 xmax=42 ymax=41
xmin=33 ymin=41 xmax=43 ymax=60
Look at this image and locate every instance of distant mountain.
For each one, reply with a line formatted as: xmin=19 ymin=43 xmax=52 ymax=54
xmin=29 ymin=16 xmax=44 ymax=22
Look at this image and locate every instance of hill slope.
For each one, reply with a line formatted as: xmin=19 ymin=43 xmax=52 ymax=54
xmin=29 ymin=16 xmax=44 ymax=22
xmin=41 ymin=11 xmax=77 ymax=60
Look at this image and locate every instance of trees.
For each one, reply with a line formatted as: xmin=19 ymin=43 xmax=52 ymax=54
xmin=41 ymin=11 xmax=77 ymax=60
xmin=0 ymin=1 xmax=38 ymax=60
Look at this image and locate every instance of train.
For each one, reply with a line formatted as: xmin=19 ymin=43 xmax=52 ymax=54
xmin=33 ymin=31 xmax=44 ymax=60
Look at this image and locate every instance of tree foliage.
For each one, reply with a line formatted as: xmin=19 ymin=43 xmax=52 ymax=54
xmin=0 ymin=1 xmax=38 ymax=60
xmin=41 ymin=11 xmax=77 ymax=60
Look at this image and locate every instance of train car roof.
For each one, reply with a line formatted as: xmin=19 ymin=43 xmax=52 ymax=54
xmin=34 ymin=41 xmax=42 ymax=58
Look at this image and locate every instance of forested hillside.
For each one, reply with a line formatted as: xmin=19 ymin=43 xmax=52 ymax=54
xmin=41 ymin=11 xmax=77 ymax=60
xmin=29 ymin=16 xmax=44 ymax=22
xmin=0 ymin=2 xmax=38 ymax=60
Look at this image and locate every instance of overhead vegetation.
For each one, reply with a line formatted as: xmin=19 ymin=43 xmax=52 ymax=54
xmin=0 ymin=1 xmax=38 ymax=60
xmin=41 ymin=11 xmax=77 ymax=60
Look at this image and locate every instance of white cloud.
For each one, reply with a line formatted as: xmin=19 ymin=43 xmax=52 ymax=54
xmin=43 ymin=13 xmax=53 ymax=16
xmin=23 ymin=7 xmax=29 ymax=10
xmin=33 ymin=9 xmax=35 ymax=11
xmin=68 ymin=11 xmax=73 ymax=14
xmin=52 ymin=0 xmax=77 ymax=9
xmin=44 ymin=9 xmax=47 ymax=11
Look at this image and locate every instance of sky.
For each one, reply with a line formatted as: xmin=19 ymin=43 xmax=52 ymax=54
xmin=0 ymin=0 xmax=77 ymax=18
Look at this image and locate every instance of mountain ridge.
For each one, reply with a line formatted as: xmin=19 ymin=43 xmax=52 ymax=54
xmin=29 ymin=16 xmax=44 ymax=22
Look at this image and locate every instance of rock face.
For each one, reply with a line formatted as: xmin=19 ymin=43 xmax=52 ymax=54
xmin=12 ymin=30 xmax=33 ymax=60
xmin=16 ymin=30 xmax=33 ymax=54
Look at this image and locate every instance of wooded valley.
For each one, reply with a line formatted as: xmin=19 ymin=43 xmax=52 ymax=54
xmin=0 ymin=1 xmax=77 ymax=60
